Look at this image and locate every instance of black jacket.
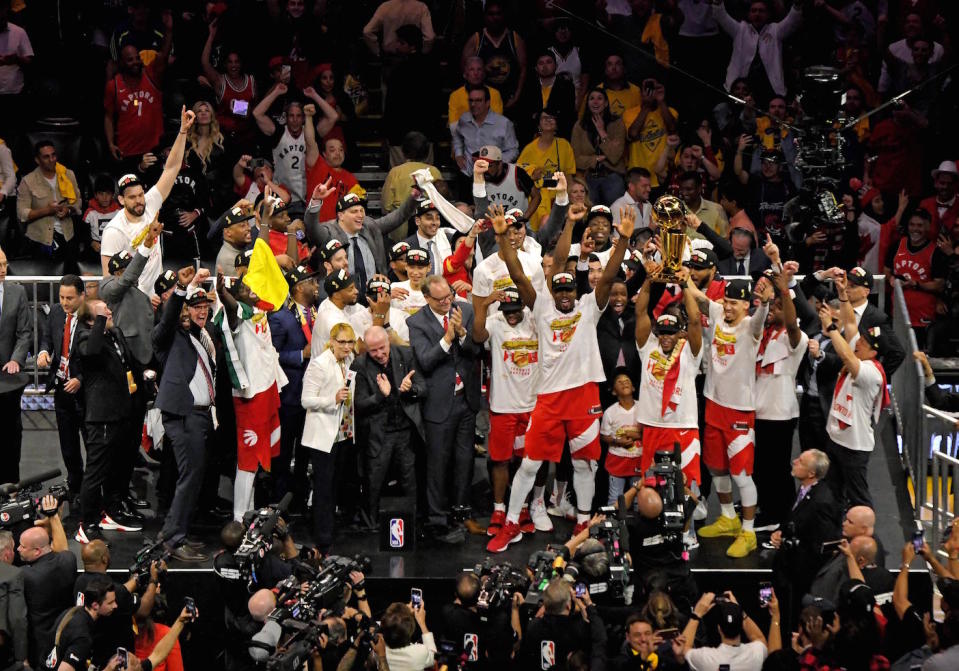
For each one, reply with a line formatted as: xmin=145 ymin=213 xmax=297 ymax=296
xmin=75 ymin=317 xmax=138 ymax=423
xmin=151 ymin=290 xmax=217 ymax=416
xmin=38 ymin=305 xmax=84 ymax=391
xmin=520 ymin=609 xmax=606 ymax=671
xmin=926 ymin=382 xmax=959 ymax=413
xmin=775 ymin=480 xmax=841 ymax=588
xmin=597 ymin=306 xmax=638 ymax=388
xmin=352 ymin=345 xmax=428 ymax=444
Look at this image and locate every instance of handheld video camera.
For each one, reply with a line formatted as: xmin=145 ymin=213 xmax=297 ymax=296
xmin=0 ymin=469 xmax=67 ymax=530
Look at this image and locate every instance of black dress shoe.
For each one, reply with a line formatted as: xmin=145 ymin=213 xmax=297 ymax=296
xmin=117 ymin=500 xmax=146 ymax=522
xmin=184 ymin=536 xmax=206 ymax=550
xmin=126 ymin=494 xmax=150 ymax=510
xmin=171 ymin=544 xmax=208 ymax=562
xmin=199 ymin=506 xmax=231 ymax=521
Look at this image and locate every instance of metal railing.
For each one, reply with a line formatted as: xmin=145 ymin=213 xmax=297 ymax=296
xmin=929 ymin=405 xmax=959 ymax=552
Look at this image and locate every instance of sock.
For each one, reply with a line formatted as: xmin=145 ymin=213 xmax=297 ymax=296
xmin=493 ymin=502 xmax=506 ymax=512
xmin=532 ymin=485 xmax=545 ymax=505
xmin=233 ymin=469 xmax=256 ymax=522
xmin=507 ymin=458 xmax=540 ymax=523
xmin=742 ymin=518 xmax=755 ymax=532
xmin=720 ymin=503 xmax=736 ymax=519
xmin=554 ymin=480 xmax=567 ymax=504
xmin=571 ymin=459 xmax=596 ymax=522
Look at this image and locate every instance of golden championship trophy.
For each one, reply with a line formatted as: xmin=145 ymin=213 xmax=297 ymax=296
xmin=649 ymin=194 xmax=688 ymax=283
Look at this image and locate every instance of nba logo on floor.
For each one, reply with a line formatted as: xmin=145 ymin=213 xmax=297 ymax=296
xmin=541 ymin=640 xmax=555 ymax=669
xmin=389 ymin=518 xmax=404 ymax=548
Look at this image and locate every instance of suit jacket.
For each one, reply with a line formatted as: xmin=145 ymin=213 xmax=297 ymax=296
xmin=716 ymin=248 xmax=771 ymax=277
xmin=352 ymin=345 xmax=427 ymax=446
xmin=0 ymin=281 xmax=32 ymax=367
xmin=99 ymin=249 xmax=156 ymax=366
xmin=301 ymin=348 xmax=354 ymax=452
xmin=0 ymin=562 xmax=27 ymax=663
xmin=307 ymin=196 xmax=416 ymax=274
xmin=517 ymin=72 xmax=577 ymax=139
xmin=75 ymin=316 xmax=138 ymax=422
xmin=152 ymin=290 xmax=217 ymax=416
xmin=408 ymin=302 xmax=482 ymax=423
xmin=598 ymin=306 xmax=638 ymax=386
xmin=776 ymin=480 xmax=841 ymax=586
xmin=268 ymin=304 xmax=310 ymax=408
xmin=37 ymin=304 xmax=84 ymax=391
xmin=15 ymin=167 xmax=81 ymax=245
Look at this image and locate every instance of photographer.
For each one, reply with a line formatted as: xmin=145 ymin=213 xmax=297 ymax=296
xmin=621 ymin=478 xmax=698 ymax=609
xmin=437 ymin=572 xmax=522 ymax=668
xmin=336 ymin=626 xmax=387 ymax=671
xmin=611 ymin=613 xmax=686 ymax=671
xmin=50 ymin=577 xmax=117 ymax=671
xmin=519 ymin=579 xmax=606 ymax=671
xmin=382 ymin=600 xmax=435 ymax=671
xmin=675 ymin=591 xmax=771 ymax=671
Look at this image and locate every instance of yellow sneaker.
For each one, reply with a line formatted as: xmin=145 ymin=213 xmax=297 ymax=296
xmin=697 ymin=515 xmax=741 ymax=538
xmin=726 ymin=530 xmax=757 ymax=558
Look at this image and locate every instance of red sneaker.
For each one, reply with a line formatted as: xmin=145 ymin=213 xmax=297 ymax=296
xmin=486 ymin=521 xmax=522 ymax=553
xmin=518 ymin=507 xmax=536 ymax=533
xmin=488 ymin=509 xmax=506 ymax=537
xmin=572 ymin=521 xmax=589 ymax=536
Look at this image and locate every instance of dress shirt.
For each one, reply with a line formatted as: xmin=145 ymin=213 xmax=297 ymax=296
xmin=451 ymin=111 xmax=519 ymax=175
xmin=610 ymin=192 xmax=651 ymax=229
xmin=187 ymin=334 xmax=213 ymax=406
xmin=417 ymin=231 xmax=451 ymax=275
xmin=348 ymin=234 xmax=376 ymax=280
xmin=853 ymin=301 xmax=867 ymax=326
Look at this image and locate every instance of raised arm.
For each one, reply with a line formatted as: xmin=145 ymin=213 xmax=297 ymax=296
xmin=303 ymin=87 xmax=340 ymax=140
xmin=595 ymin=207 xmax=635 ymax=309
xmin=634 ymin=271 xmax=655 ymax=348
xmin=681 ymin=271 xmax=703 ymax=356
xmin=303 ymin=102 xmax=320 ymax=168
xmin=820 ymin=304 xmax=860 ymax=377
xmin=552 ymin=202 xmax=587 ymax=279
xmin=490 ymin=204 xmax=538 ymax=309
xmin=472 ymin=292 xmax=497 ymax=344
xmin=200 ymin=20 xmax=222 ymax=89
xmin=153 ymin=267 xmax=193 ymax=352
xmin=253 ymin=84 xmax=285 ymax=137
xmin=750 ymin=279 xmax=773 ymax=339
xmin=893 ymin=542 xmax=914 ymax=619
xmin=155 ymin=107 xmax=196 ymax=200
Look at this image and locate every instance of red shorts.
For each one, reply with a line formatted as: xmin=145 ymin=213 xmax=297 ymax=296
xmin=605 ymin=442 xmax=644 ymax=478
xmin=641 ymin=425 xmax=702 ymax=485
xmin=703 ymin=399 xmax=755 ymax=475
xmin=234 ymin=383 xmax=282 ymax=472
xmin=524 ymin=383 xmax=602 ymax=462
xmin=488 ymin=411 xmax=531 ymax=461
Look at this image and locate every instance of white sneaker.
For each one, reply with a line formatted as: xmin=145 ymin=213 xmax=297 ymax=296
xmin=693 ymin=499 xmax=708 ymax=521
xmin=684 ymin=530 xmax=700 ymax=550
xmin=547 ymin=496 xmax=576 ymax=520
xmin=99 ymin=513 xmax=142 ymax=532
xmin=530 ymin=499 xmax=553 ymax=532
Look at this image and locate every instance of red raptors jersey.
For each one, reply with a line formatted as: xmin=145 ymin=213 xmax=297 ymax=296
xmin=893 ymin=239 xmax=937 ymax=326
xmin=104 ymin=64 xmax=163 ymax=155
xmin=216 ymin=75 xmax=256 ymax=135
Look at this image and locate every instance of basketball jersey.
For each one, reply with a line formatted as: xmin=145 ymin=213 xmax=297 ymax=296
xmin=484 ymin=163 xmax=529 ymax=213
xmin=476 ymin=29 xmax=520 ymax=98
xmin=216 ymin=74 xmax=256 ymax=134
xmin=893 ymin=239 xmax=938 ymax=326
xmin=272 ymin=126 xmax=306 ymax=201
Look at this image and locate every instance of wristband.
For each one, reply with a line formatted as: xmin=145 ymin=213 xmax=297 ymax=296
xmin=689 ymin=612 xmax=701 ymax=622
xmin=826 ymin=323 xmax=838 ymax=333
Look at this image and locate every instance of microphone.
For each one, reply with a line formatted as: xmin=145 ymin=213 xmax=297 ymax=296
xmin=248 ymin=620 xmax=283 ymax=662
xmin=0 ymin=468 xmax=63 ymax=496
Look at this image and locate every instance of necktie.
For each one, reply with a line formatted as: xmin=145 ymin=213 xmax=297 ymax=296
xmin=351 ymin=236 xmax=368 ymax=289
xmin=428 ymin=240 xmax=438 ymax=276
xmin=737 ymin=259 xmax=746 ymax=276
xmin=443 ymin=315 xmax=448 ymax=331
xmin=443 ymin=315 xmax=463 ymax=389
xmin=61 ymin=313 xmax=72 ymax=358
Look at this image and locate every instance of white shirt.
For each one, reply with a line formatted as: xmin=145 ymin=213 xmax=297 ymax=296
xmin=486 ymin=310 xmax=538 ymax=413
xmin=188 ymin=333 xmax=214 ymax=406
xmin=713 ymin=3 xmax=802 ymax=97
xmin=42 ymin=175 xmax=67 ymax=235
xmin=312 ymin=298 xmax=366 ymax=350
xmin=703 ymin=300 xmax=768 ymax=411
xmin=385 ymin=632 xmax=436 ymax=671
xmin=100 ymin=187 xmax=164 ymax=296
xmin=352 ymin=306 xmax=410 ymax=343
xmin=610 ymin=192 xmax=651 ymax=229
xmin=601 ymin=402 xmax=643 ymax=460
xmin=755 ymin=327 xmax=808 ymax=420
xmin=416 ymin=229 xmax=452 ymax=275
xmin=472 ymin=250 xmax=548 ymax=300
xmin=858 ymin=213 xmax=882 ymax=276
xmin=569 ymin=244 xmax=613 ymax=269
xmin=686 ymin=641 xmax=768 ymax=671
xmin=0 ymin=23 xmax=33 ymax=94
xmin=827 ymin=352 xmax=883 ymax=452
xmin=637 ymin=333 xmax=702 ymax=428
xmin=533 ymin=290 xmax=606 ymax=394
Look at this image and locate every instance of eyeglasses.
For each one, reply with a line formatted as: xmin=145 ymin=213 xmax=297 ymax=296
xmin=468 ymin=98 xmax=485 ymax=105
xmin=428 ymin=293 xmax=453 ymax=302
xmin=334 ymin=338 xmax=355 ymax=346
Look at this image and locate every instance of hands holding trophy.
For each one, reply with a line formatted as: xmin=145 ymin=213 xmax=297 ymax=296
xmin=648 ymin=195 xmax=688 ymax=283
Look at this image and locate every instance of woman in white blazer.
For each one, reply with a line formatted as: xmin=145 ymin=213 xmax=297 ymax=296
xmin=301 ymin=322 xmax=356 ymax=554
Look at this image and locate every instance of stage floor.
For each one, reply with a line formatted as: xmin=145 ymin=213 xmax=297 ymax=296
xmin=20 ymin=410 xmax=914 ymax=575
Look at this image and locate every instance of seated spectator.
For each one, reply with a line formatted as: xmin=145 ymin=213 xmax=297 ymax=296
xmin=382 ymin=600 xmax=435 ymax=671
xmin=517 ymin=50 xmax=576 ymax=140
xmin=16 ymin=141 xmax=82 ymax=267
xmin=571 ymin=87 xmax=627 ymax=206
xmin=518 ymin=109 xmax=576 ymax=227
xmin=362 ymin=0 xmax=434 ymax=57
xmin=461 ymin=0 xmax=527 ymax=112
xmin=716 ymin=220 xmax=770 ymax=276
xmin=232 ymin=156 xmax=292 ymax=205
xmin=451 ymin=85 xmax=519 ymax=176
xmin=597 ymin=52 xmax=641 ymax=118
xmin=623 ymin=78 xmax=678 ymax=189
xmin=448 ymin=57 xmax=504 ymax=133
xmin=82 ymin=174 xmax=121 ymax=259
xmin=200 ymin=20 xmax=257 ymax=145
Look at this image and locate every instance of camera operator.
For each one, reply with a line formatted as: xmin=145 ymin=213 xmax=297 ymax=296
xmin=437 ymin=572 xmax=523 ymax=668
xmin=18 ymin=495 xmax=76 ymax=668
xmin=620 ymin=478 xmax=698 ymax=609
xmin=0 ymin=530 xmax=27 ymax=668
xmin=230 ymin=589 xmax=276 ymax=671
xmin=336 ymin=625 xmax=387 ymax=671
xmin=73 ymin=540 xmax=164 ymax=668
xmin=519 ymin=578 xmax=606 ymax=671
xmin=382 ymin=600 xmax=436 ymax=671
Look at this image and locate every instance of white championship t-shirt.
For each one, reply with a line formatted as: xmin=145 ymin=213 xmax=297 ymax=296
xmin=826 ymin=353 xmax=884 ymax=452
xmin=472 ymin=250 xmax=547 ymax=299
xmin=100 ymin=187 xmax=164 ymax=297
xmin=312 ymin=298 xmax=366 ymax=350
xmin=533 ymin=290 xmax=605 ymax=394
xmin=703 ymin=300 xmax=767 ymax=412
xmin=637 ymin=333 xmax=702 ymax=428
xmin=389 ymin=280 xmax=427 ymax=337
xmin=600 ymin=402 xmax=643 ymax=461
xmin=352 ymin=306 xmax=410 ymax=344
xmin=486 ymin=310 xmax=539 ymax=413
xmin=755 ymin=326 xmax=808 ymax=420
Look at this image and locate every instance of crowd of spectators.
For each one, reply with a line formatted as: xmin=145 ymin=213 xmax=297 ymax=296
xmin=0 ymin=0 xmax=956 ymax=669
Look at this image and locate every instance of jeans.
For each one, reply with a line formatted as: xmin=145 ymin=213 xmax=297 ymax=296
xmin=608 ymin=475 xmax=628 ymax=506
xmin=586 ymin=173 xmax=626 ymax=207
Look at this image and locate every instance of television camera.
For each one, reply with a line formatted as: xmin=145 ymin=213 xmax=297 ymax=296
xmin=0 ymin=469 xmax=67 ymax=530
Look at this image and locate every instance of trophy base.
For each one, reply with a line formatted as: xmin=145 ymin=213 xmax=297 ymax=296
xmin=649 ymin=270 xmax=680 ymax=284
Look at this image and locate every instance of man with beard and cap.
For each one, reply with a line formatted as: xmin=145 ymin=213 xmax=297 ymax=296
xmin=471 ymin=207 xmax=548 ymax=315
xmin=405 ymin=198 xmax=454 ymax=277
xmin=315 ymin=238 xmax=350 ymax=302
xmin=213 ymin=266 xmax=288 ymax=523
xmin=211 ymin=201 xmax=256 ymax=276
xmin=570 ymin=205 xmax=615 ymax=269
xmin=752 ymin=244 xmax=808 ymax=533
xmin=634 ymin=265 xmax=704 ymax=521
xmin=686 ymin=271 xmax=773 ymax=558
xmin=819 ymin=269 xmax=889 ymax=508
xmin=352 ymin=277 xmax=409 ymax=344
xmin=100 ymin=106 xmax=195 ymax=294
xmin=258 ymin=192 xmax=308 ymax=262
xmin=314 ymin=268 xmax=365 ymax=352
xmin=487 ymin=202 xmax=635 ymax=553
xmin=152 ymin=269 xmax=178 ymax=315
xmin=268 ymin=264 xmax=320 ymax=503
xmin=388 ymin=241 xmax=411 ymax=282
xmin=473 ymin=286 xmax=546 ymax=537
xmin=151 ymin=266 xmax=217 ymax=561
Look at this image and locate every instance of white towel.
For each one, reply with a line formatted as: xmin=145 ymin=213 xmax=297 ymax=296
xmin=412 ymin=168 xmax=475 ymax=233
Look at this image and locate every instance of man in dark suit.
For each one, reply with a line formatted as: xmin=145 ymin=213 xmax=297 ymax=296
xmin=268 ymin=265 xmax=318 ymax=504
xmin=0 ymin=531 xmax=27 ymax=667
xmin=769 ymin=449 xmax=841 ymax=633
xmin=404 ymin=199 xmax=456 ymax=278
xmin=0 ymin=246 xmax=33 ymax=485
xmin=151 ymin=266 xmax=216 ymax=562
xmin=36 ymin=274 xmax=87 ymax=499
xmin=74 ymin=297 xmax=141 ymax=544
xmin=597 ymin=279 xmax=638 ymax=408
xmin=353 ymin=325 xmax=427 ymax=522
xmin=408 ymin=276 xmax=483 ymax=537
xmin=517 ymin=52 xmax=576 ymax=139
xmin=715 ymin=223 xmax=771 ymax=277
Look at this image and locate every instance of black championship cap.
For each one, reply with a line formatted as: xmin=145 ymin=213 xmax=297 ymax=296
xmin=366 ymin=277 xmax=391 ymax=296
xmin=285 ymin=264 xmax=320 ymax=289
xmin=848 ymin=266 xmax=873 ymax=289
xmin=320 ymin=238 xmax=349 ymax=262
xmin=390 ymin=241 xmax=411 ymax=261
xmin=108 ymin=251 xmax=134 ymax=274
xmin=154 ymin=269 xmax=177 ymax=295
xmin=685 ymin=248 xmax=718 ymax=270
xmin=117 ymin=173 xmax=143 ymax=193
xmin=587 ymin=204 xmax=612 ymax=224
xmin=655 ymin=313 xmax=682 ymax=334
xmin=724 ymin=278 xmax=751 ymax=301
xmin=185 ymin=286 xmax=213 ymax=306
xmin=337 ymin=192 xmax=367 ymax=213
xmin=415 ymin=199 xmax=439 ymax=217
xmin=551 ymin=272 xmax=576 ymax=291
xmin=498 ymin=286 xmax=524 ymax=312
xmin=324 ymin=268 xmax=356 ymax=296
xmin=235 ymin=249 xmax=254 ymax=269
xmin=405 ymin=247 xmax=431 ymax=266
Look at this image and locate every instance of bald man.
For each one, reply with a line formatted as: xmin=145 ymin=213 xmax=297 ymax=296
xmin=811 ymin=534 xmax=895 ymax=603
xmin=248 ymin=589 xmax=277 ymax=622
xmin=842 ymin=505 xmax=876 ymax=539
xmin=0 ymin=530 xmax=27 ymax=666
